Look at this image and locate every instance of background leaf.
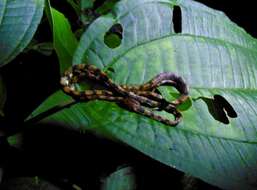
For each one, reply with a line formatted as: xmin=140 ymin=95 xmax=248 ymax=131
xmin=29 ymin=0 xmax=257 ymax=189
xmin=0 ymin=0 xmax=44 ymax=66
xmin=45 ymin=1 xmax=78 ymax=73
xmin=101 ymin=166 xmax=136 ymax=190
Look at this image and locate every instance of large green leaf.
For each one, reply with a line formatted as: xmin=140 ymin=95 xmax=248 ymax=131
xmin=0 ymin=0 xmax=44 ymax=66
xmin=29 ymin=0 xmax=257 ymax=189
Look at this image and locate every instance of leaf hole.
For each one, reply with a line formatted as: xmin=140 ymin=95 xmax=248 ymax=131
xmin=214 ymin=95 xmax=237 ymax=118
xmin=104 ymin=23 xmax=123 ymax=49
xmin=196 ymin=95 xmax=237 ymax=125
xmin=172 ymin=6 xmax=182 ymax=33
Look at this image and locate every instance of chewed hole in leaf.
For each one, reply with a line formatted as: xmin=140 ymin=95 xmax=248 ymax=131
xmin=104 ymin=23 xmax=123 ymax=49
xmin=214 ymin=95 xmax=237 ymax=118
xmin=197 ymin=95 xmax=237 ymax=125
xmin=172 ymin=6 xmax=182 ymax=33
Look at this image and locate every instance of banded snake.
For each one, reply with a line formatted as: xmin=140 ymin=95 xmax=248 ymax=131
xmin=60 ymin=64 xmax=189 ymax=126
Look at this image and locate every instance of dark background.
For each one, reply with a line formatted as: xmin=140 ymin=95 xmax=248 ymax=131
xmin=1 ymin=0 xmax=256 ymax=189
xmin=198 ymin=0 xmax=257 ymax=38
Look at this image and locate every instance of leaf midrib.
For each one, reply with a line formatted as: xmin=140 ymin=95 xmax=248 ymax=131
xmin=107 ymin=33 xmax=257 ymax=71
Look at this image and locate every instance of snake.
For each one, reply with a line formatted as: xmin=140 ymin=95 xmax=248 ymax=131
xmin=60 ymin=64 xmax=189 ymax=126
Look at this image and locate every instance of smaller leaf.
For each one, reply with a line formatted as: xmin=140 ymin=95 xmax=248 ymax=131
xmin=46 ymin=1 xmax=78 ymax=73
xmin=101 ymin=166 xmax=136 ymax=190
xmin=52 ymin=7 xmax=78 ymax=73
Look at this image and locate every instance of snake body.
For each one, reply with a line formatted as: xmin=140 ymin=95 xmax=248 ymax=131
xmin=60 ymin=64 xmax=189 ymax=126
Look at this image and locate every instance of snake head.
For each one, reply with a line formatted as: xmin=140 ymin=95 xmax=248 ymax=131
xmin=60 ymin=72 xmax=74 ymax=86
xmin=60 ymin=76 xmax=70 ymax=86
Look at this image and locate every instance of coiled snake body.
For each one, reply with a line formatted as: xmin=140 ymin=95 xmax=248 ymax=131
xmin=60 ymin=64 xmax=189 ymax=126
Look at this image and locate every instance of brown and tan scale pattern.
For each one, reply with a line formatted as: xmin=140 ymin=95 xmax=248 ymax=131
xmin=60 ymin=64 xmax=189 ymax=127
